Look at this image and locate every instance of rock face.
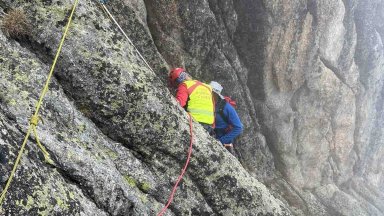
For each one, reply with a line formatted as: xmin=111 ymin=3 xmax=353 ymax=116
xmin=0 ymin=0 xmax=383 ymax=216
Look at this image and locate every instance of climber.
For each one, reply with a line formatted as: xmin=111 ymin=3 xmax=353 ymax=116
xmin=169 ymin=68 xmax=215 ymax=133
xmin=210 ymin=81 xmax=243 ymax=154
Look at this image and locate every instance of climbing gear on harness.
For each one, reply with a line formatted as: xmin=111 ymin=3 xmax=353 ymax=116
xmin=0 ymin=0 xmax=79 ymax=207
xmin=157 ymin=113 xmax=194 ymax=216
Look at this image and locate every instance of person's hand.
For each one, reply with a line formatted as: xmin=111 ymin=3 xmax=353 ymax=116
xmin=223 ymin=144 xmax=235 ymax=155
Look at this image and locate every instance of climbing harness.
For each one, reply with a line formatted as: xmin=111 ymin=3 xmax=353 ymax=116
xmin=157 ymin=113 xmax=194 ymax=216
xmin=0 ymin=0 xmax=79 ymax=207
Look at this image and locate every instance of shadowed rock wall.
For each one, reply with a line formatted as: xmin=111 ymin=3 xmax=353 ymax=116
xmin=0 ymin=0 xmax=383 ymax=215
xmin=145 ymin=0 xmax=384 ymax=215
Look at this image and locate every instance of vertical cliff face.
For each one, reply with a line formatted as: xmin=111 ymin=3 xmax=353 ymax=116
xmin=0 ymin=0 xmax=289 ymax=215
xmin=0 ymin=0 xmax=383 ymax=215
xmin=145 ymin=0 xmax=384 ymax=215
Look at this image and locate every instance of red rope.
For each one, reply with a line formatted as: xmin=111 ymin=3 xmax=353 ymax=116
xmin=157 ymin=113 xmax=194 ymax=216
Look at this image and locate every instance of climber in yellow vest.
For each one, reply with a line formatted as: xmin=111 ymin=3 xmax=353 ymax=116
xmin=169 ymin=68 xmax=215 ymax=131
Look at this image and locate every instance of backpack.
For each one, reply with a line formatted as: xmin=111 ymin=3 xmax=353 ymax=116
xmin=217 ymin=96 xmax=236 ymax=126
xmin=224 ymin=96 xmax=236 ymax=108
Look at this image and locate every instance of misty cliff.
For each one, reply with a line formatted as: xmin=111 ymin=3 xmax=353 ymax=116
xmin=0 ymin=0 xmax=383 ymax=215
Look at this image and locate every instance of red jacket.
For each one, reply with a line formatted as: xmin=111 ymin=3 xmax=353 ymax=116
xmin=176 ymin=83 xmax=189 ymax=107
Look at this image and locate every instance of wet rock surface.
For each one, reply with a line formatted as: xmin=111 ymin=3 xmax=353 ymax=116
xmin=0 ymin=0 xmax=383 ymax=215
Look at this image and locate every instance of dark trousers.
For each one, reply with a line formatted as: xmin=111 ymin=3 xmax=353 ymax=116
xmin=200 ymin=123 xmax=215 ymax=136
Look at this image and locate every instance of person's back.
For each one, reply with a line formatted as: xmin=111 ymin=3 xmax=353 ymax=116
xmin=181 ymin=80 xmax=214 ymax=125
xmin=210 ymin=81 xmax=243 ymax=153
xmin=169 ymin=68 xmax=215 ymax=126
xmin=214 ymin=97 xmax=243 ymax=144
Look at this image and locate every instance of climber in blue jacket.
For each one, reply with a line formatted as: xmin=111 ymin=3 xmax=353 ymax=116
xmin=210 ymin=81 xmax=243 ymax=154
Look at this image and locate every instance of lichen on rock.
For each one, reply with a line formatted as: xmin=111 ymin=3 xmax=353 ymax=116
xmin=0 ymin=0 xmax=383 ymax=215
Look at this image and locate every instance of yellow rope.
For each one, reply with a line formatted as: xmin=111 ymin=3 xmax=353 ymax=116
xmin=0 ymin=0 xmax=79 ymax=207
xmin=32 ymin=122 xmax=55 ymax=165
xmin=0 ymin=127 xmax=32 ymax=205
xmin=33 ymin=0 xmax=79 ymax=115
xmin=30 ymin=114 xmax=53 ymax=164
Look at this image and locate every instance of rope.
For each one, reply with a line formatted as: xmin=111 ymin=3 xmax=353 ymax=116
xmin=98 ymin=2 xmax=156 ymax=75
xmin=0 ymin=0 xmax=79 ymax=207
xmin=32 ymin=124 xmax=55 ymax=165
xmin=157 ymin=113 xmax=194 ymax=216
xmin=98 ymin=3 xmax=196 ymax=214
xmin=0 ymin=128 xmax=32 ymax=205
xmin=30 ymin=115 xmax=54 ymax=164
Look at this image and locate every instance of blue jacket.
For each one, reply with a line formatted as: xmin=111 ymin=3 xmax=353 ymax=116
xmin=214 ymin=100 xmax=243 ymax=144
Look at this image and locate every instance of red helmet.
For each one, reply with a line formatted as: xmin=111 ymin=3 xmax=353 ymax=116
xmin=169 ymin=68 xmax=185 ymax=84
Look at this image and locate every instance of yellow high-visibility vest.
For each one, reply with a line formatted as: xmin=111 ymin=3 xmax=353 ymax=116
xmin=183 ymin=80 xmax=215 ymax=125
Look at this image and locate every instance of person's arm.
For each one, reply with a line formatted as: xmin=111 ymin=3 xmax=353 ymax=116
xmin=175 ymin=83 xmax=189 ymax=107
xmin=218 ymin=104 xmax=243 ymax=144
